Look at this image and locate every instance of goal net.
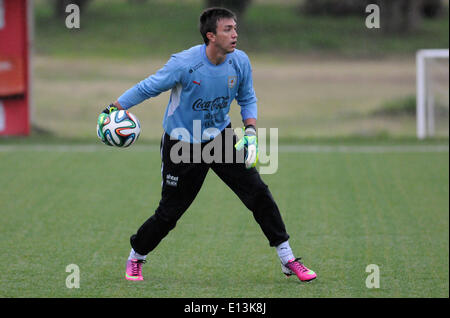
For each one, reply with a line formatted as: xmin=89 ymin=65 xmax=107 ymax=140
xmin=416 ymin=49 xmax=449 ymax=139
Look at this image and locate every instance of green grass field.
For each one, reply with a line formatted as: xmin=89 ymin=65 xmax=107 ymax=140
xmin=0 ymin=142 xmax=448 ymax=298
xmin=1 ymin=0 xmax=448 ymax=301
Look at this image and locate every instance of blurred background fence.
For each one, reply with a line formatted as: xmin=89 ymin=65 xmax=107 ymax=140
xmin=29 ymin=0 xmax=449 ymax=141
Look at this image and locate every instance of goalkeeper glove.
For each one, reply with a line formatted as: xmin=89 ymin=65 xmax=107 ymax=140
xmin=97 ymin=103 xmax=118 ymax=143
xmin=235 ymin=125 xmax=259 ymax=169
xmin=101 ymin=104 xmax=118 ymax=115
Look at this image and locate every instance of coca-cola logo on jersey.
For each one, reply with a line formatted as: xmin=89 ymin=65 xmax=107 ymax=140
xmin=192 ymin=96 xmax=229 ymax=112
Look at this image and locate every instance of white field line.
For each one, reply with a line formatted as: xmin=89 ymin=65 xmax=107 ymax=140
xmin=0 ymin=144 xmax=448 ymax=153
xmin=277 ymin=145 xmax=449 ymax=153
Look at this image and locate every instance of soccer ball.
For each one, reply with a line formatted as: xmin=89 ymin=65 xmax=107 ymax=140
xmin=97 ymin=110 xmax=141 ymax=147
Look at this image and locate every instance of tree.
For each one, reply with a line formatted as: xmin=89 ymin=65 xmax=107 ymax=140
xmin=377 ymin=0 xmax=424 ymax=33
xmin=301 ymin=0 xmax=372 ymax=16
xmin=205 ymin=0 xmax=252 ymax=22
xmin=300 ymin=0 xmax=444 ymax=33
xmin=422 ymin=0 xmax=444 ymax=18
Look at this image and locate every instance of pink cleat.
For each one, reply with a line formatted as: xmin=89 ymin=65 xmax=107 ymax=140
xmin=125 ymin=259 xmax=146 ymax=281
xmin=282 ymin=258 xmax=317 ymax=282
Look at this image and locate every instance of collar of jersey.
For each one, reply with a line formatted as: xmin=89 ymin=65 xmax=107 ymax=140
xmin=201 ymin=44 xmax=232 ymax=68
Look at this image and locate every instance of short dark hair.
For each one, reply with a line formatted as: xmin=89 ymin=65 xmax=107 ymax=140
xmin=199 ymin=7 xmax=237 ymax=45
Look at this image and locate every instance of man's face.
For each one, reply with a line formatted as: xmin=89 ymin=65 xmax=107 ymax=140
xmin=209 ymin=18 xmax=238 ymax=53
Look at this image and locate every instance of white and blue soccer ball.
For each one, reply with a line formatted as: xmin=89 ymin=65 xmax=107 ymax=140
xmin=97 ymin=110 xmax=141 ymax=148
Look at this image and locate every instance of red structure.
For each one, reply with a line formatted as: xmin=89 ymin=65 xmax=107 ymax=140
xmin=0 ymin=0 xmax=31 ymax=135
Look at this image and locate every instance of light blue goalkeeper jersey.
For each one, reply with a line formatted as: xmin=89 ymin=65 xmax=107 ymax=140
xmin=117 ymin=44 xmax=257 ymax=143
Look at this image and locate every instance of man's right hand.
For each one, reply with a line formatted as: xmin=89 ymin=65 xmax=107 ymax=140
xmin=101 ymin=103 xmax=119 ymax=115
xmin=97 ymin=103 xmax=119 ymax=143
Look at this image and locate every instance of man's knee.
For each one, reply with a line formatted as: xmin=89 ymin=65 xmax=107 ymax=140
xmin=253 ymin=185 xmax=277 ymax=211
xmin=241 ymin=181 xmax=276 ymax=212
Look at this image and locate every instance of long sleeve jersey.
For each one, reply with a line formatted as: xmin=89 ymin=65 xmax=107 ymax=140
xmin=117 ymin=44 xmax=257 ymax=143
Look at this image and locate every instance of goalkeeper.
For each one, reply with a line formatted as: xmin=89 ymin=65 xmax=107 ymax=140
xmin=98 ymin=7 xmax=316 ymax=283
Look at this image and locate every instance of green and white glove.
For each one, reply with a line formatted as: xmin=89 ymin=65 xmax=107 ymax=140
xmin=97 ymin=104 xmax=118 ymax=143
xmin=235 ymin=125 xmax=259 ymax=169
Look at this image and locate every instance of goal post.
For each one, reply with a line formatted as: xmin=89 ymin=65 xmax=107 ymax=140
xmin=416 ymin=49 xmax=449 ymax=139
xmin=0 ymin=0 xmax=33 ymax=135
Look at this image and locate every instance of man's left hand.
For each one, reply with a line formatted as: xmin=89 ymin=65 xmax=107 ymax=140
xmin=235 ymin=125 xmax=259 ymax=169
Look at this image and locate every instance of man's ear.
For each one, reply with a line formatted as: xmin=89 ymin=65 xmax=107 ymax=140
xmin=206 ymin=31 xmax=215 ymax=43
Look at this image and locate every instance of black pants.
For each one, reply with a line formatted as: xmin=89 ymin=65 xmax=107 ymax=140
xmin=130 ymin=126 xmax=289 ymax=255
